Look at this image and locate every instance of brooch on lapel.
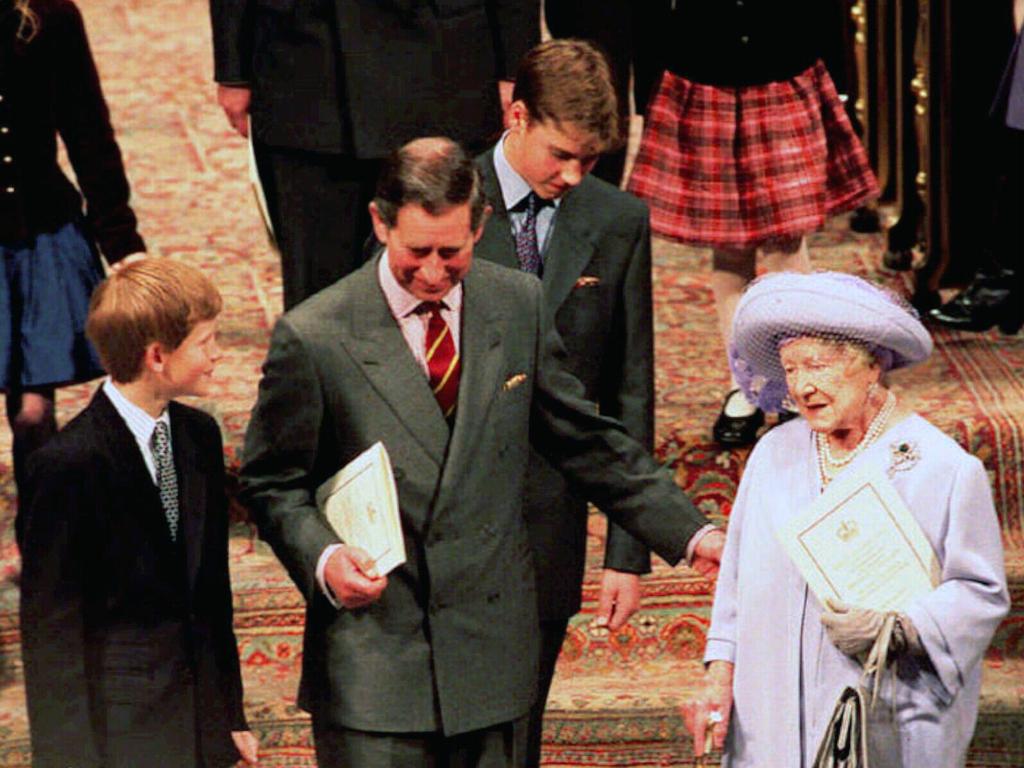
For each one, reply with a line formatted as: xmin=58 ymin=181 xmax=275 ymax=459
xmin=503 ymin=373 xmax=528 ymax=391
xmin=887 ymin=440 xmax=920 ymax=478
xmin=574 ymin=276 xmax=601 ymax=289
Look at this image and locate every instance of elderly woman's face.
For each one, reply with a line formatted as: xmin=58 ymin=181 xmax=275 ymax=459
xmin=780 ymin=337 xmax=881 ymax=434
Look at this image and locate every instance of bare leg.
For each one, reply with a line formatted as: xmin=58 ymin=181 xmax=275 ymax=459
xmin=760 ymin=236 xmax=810 ymax=275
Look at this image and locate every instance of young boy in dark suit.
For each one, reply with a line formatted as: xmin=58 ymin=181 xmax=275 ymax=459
xmin=18 ymin=259 xmax=258 ymax=768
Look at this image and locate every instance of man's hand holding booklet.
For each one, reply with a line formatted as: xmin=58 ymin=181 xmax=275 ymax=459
xmin=316 ymin=442 xmax=406 ymax=576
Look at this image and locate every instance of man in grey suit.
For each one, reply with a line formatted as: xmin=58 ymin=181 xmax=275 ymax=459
xmin=209 ymin=0 xmax=538 ymax=309
xmin=240 ymin=137 xmax=724 ymax=768
xmin=474 ymin=40 xmax=685 ymax=767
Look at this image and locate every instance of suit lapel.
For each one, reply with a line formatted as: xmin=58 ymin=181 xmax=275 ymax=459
xmin=542 ymin=186 xmax=599 ymax=312
xmin=477 ymin=148 xmax=598 ymax=313
xmin=437 ymin=267 xmax=505 ymax=494
xmin=476 ymin=149 xmax=520 ymax=271
xmin=170 ymin=404 xmax=204 ymax=592
xmin=345 ymin=263 xmax=450 ymax=466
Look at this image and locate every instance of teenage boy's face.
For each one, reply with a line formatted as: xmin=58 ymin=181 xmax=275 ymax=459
xmin=159 ymin=318 xmax=222 ymax=398
xmin=506 ymin=105 xmax=602 ymax=201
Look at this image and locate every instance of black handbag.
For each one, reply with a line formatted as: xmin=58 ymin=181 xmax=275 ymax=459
xmin=812 ymin=615 xmax=904 ymax=768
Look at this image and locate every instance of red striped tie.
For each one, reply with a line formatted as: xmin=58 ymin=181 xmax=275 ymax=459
xmin=422 ymin=302 xmax=460 ymax=419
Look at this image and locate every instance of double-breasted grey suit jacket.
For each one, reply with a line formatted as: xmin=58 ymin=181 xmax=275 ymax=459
xmin=239 ymin=257 xmax=707 ymax=736
xmin=209 ymin=0 xmax=539 ymax=156
xmin=475 ymin=149 xmax=654 ymax=621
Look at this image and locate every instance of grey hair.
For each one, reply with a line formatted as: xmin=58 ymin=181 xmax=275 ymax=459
xmin=373 ymin=137 xmax=488 ymax=230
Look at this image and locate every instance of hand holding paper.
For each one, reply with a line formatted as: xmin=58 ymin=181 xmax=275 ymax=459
xmin=820 ymin=600 xmax=887 ymax=656
xmin=317 ymin=442 xmax=406 ymax=577
xmin=324 ymin=545 xmax=388 ymax=609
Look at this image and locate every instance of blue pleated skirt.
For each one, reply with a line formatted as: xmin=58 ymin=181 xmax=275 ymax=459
xmin=0 ymin=220 xmax=106 ymax=390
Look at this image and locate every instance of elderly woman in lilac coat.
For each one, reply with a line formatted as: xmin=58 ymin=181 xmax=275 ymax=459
xmin=685 ymin=272 xmax=1010 ymax=767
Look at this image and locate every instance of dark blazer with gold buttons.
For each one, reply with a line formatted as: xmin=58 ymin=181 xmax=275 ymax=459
xmin=475 ymin=148 xmax=655 ymax=621
xmin=19 ymin=392 xmax=247 ymax=768
xmin=0 ymin=0 xmax=144 ymax=260
xmin=239 ymin=257 xmax=706 ymax=737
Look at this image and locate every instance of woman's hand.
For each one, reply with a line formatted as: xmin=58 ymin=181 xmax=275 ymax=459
xmin=682 ymin=660 xmax=734 ymax=759
xmin=821 ymin=600 xmax=886 ymax=657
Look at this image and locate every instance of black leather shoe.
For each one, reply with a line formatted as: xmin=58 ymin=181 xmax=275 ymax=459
xmin=929 ymin=269 xmax=1022 ymax=334
xmin=713 ymin=390 xmax=765 ymax=446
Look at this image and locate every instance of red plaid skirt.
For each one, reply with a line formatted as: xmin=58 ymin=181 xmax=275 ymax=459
xmin=627 ymin=61 xmax=879 ymax=250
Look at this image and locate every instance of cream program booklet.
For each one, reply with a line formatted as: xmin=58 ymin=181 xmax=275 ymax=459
xmin=315 ymin=442 xmax=406 ymax=576
xmin=777 ymin=464 xmax=940 ymax=612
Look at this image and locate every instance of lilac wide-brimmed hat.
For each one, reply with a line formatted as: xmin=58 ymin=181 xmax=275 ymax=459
xmin=728 ymin=272 xmax=933 ymax=413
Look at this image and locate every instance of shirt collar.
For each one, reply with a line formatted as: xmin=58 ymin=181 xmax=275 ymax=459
xmin=494 ymin=132 xmax=563 ymax=213
xmin=102 ymin=377 xmax=171 ymax=446
xmin=377 ymin=252 xmax=463 ymax=319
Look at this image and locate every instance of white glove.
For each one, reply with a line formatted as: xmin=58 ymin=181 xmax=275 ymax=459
xmin=821 ymin=600 xmax=887 ymax=657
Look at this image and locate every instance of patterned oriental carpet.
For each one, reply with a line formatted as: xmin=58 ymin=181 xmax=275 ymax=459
xmin=0 ymin=1 xmax=1022 ymax=765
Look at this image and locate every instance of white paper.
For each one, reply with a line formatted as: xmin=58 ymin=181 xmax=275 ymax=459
xmin=247 ymin=117 xmax=277 ymax=246
xmin=315 ymin=442 xmax=406 ymax=575
xmin=777 ymin=464 xmax=939 ymax=612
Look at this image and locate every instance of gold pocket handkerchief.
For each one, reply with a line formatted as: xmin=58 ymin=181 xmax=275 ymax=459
xmin=574 ymin=276 xmax=601 ymax=288
xmin=503 ymin=373 xmax=528 ymax=391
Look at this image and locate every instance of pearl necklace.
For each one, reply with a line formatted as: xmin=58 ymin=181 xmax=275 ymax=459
xmin=815 ymin=390 xmax=896 ymax=485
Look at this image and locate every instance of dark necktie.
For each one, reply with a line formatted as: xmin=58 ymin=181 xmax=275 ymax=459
xmin=421 ymin=302 xmax=460 ymax=419
xmin=515 ymin=192 xmax=545 ymax=276
xmin=151 ymin=421 xmax=179 ymax=541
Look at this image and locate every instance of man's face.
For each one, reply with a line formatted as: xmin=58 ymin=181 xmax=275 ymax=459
xmin=372 ymin=202 xmax=486 ymax=302
xmin=505 ymin=105 xmax=602 ymax=200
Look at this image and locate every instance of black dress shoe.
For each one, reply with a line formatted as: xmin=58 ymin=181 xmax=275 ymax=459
xmin=928 ymin=269 xmax=1022 ymax=334
xmin=713 ymin=390 xmax=765 ymax=446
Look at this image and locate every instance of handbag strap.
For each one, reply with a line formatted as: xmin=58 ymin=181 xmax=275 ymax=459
xmin=860 ymin=612 xmax=899 ymax=706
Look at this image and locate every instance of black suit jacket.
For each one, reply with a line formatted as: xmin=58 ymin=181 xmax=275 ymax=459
xmin=239 ymin=258 xmax=707 ymax=736
xmin=209 ymin=0 xmax=539 ymax=156
xmin=19 ymin=391 xmax=247 ymax=768
xmin=475 ymin=148 xmax=654 ymax=620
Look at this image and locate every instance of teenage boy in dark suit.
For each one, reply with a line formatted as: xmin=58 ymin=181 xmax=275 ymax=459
xmin=18 ymin=259 xmax=258 ymax=768
xmin=475 ymin=40 xmax=717 ymax=767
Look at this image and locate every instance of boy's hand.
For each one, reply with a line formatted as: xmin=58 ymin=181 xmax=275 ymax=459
xmin=324 ymin=545 xmax=388 ymax=608
xmin=232 ymin=730 xmax=259 ymax=765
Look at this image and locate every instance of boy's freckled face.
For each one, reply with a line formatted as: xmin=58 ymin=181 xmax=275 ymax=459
xmin=160 ymin=319 xmax=222 ymax=398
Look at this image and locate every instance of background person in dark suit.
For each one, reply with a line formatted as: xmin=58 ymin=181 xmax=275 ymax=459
xmin=18 ymin=260 xmax=256 ymax=768
xmin=473 ymin=39 xmax=697 ymax=768
xmin=209 ymin=0 xmax=539 ymax=309
xmin=239 ymin=137 xmax=724 ymax=768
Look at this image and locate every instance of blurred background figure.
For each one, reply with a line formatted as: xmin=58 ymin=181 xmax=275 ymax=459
xmin=0 ymin=0 xmax=145 ymax=513
xmin=929 ymin=1 xmax=1024 ymax=334
xmin=626 ymin=0 xmax=878 ymax=448
xmin=686 ymin=272 xmax=1009 ymax=767
xmin=210 ymin=0 xmax=539 ymax=309
xmin=543 ymin=0 xmax=673 ymax=186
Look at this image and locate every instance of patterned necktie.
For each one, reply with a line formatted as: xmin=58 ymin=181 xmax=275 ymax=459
xmin=421 ymin=302 xmax=460 ymax=419
xmin=515 ymin=192 xmax=544 ymax=276
xmin=151 ymin=421 xmax=179 ymax=542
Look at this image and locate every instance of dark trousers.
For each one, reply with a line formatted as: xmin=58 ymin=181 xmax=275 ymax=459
xmin=545 ymin=0 xmax=671 ymax=186
xmin=313 ymin=717 xmax=527 ymax=768
xmin=525 ymin=618 xmax=570 ymax=768
xmin=253 ymin=141 xmax=381 ymax=309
